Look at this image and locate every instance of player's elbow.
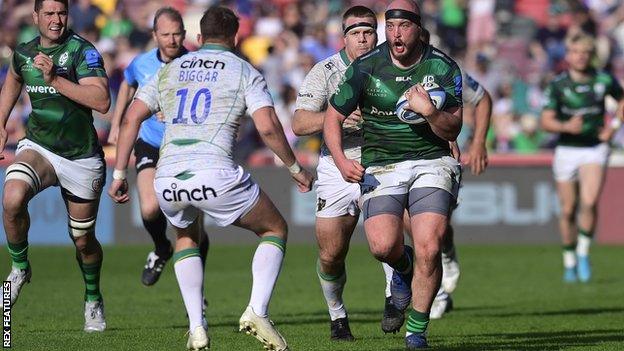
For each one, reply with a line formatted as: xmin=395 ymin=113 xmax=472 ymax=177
xmin=291 ymin=116 xmax=308 ymax=137
xmin=95 ymin=96 xmax=111 ymax=114
xmin=256 ymin=123 xmax=279 ymax=139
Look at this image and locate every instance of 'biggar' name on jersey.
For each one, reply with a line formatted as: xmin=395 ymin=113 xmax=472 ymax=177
xmin=178 ymin=56 xmax=226 ymax=83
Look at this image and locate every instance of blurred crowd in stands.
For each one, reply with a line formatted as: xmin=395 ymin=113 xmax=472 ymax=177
xmin=1 ymin=0 xmax=624 ymax=166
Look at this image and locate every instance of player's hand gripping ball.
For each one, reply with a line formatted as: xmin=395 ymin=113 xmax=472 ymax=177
xmin=395 ymin=82 xmax=446 ymax=124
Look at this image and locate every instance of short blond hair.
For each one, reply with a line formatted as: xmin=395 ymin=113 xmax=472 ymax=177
xmin=565 ymin=32 xmax=595 ymax=52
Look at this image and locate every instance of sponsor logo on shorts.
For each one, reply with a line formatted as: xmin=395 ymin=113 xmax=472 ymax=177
xmin=162 ymin=182 xmax=217 ymax=202
xmin=316 ymin=198 xmax=326 ymax=212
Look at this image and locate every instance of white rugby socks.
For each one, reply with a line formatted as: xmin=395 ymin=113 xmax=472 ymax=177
xmin=248 ymin=236 xmax=285 ymax=317
xmin=317 ymin=260 xmax=347 ymax=321
xmin=174 ymin=251 xmax=204 ymax=331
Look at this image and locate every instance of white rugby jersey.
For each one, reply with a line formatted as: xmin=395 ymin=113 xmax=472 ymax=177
xmin=136 ymin=43 xmax=274 ymax=177
xmin=461 ymin=69 xmax=485 ymax=106
xmin=295 ymin=49 xmax=363 ymax=161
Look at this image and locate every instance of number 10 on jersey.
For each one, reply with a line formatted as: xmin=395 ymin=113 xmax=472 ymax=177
xmin=173 ymin=88 xmax=212 ymax=124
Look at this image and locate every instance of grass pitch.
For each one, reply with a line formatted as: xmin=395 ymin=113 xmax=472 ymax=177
xmin=2 ymin=244 xmax=624 ymax=350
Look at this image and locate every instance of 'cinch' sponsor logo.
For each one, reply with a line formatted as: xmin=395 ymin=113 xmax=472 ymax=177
xmin=180 ymin=58 xmax=226 ymax=70
xmin=162 ymin=183 xmax=217 ymax=202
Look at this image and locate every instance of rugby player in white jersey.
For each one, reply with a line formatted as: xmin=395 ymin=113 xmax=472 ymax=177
xmin=108 ymin=6 xmax=313 ymax=351
xmin=292 ymin=5 xmax=401 ymax=339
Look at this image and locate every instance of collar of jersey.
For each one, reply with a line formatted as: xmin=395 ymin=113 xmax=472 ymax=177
xmin=37 ymin=29 xmax=73 ymax=53
xmin=156 ymin=46 xmax=189 ymax=63
xmin=199 ymin=43 xmax=231 ymax=52
xmin=339 ymin=49 xmax=350 ymax=66
xmin=384 ymin=42 xmax=431 ymax=72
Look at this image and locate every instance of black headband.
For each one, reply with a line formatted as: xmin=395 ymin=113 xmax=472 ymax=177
xmin=385 ymin=9 xmax=421 ymax=25
xmin=342 ymin=21 xmax=377 ymax=36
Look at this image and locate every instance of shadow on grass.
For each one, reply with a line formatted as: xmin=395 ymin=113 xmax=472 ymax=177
xmin=479 ymin=307 xmax=624 ymax=318
xmin=433 ymin=329 xmax=624 ymax=351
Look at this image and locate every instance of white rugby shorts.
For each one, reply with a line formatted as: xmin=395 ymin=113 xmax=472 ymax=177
xmin=359 ymin=156 xmax=461 ymax=205
xmin=14 ymin=138 xmax=105 ymax=200
xmin=315 ymin=155 xmax=360 ymax=218
xmin=553 ymin=143 xmax=609 ymax=182
xmin=154 ymin=165 xmax=260 ymax=228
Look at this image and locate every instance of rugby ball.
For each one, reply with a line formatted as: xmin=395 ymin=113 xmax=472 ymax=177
xmin=395 ymin=82 xmax=447 ymax=125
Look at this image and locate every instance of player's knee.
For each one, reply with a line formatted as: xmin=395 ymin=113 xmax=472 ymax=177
xmin=68 ymin=216 xmax=96 ymax=239
xmin=414 ymin=240 xmax=442 ymax=263
xmin=578 ymin=201 xmax=597 ymax=215
xmin=139 ymin=200 xmax=161 ymax=221
xmin=559 ymin=205 xmax=576 ymax=221
xmin=2 ymin=183 xmax=30 ymax=217
xmin=318 ymin=247 xmax=346 ymax=266
xmin=369 ymin=241 xmax=395 ymax=262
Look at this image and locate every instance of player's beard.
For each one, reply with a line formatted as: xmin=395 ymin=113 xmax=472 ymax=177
xmin=162 ymin=46 xmax=182 ymax=60
xmin=390 ymin=39 xmax=417 ymax=61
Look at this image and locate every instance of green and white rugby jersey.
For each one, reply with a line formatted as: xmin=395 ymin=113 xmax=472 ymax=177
xmin=136 ymin=44 xmax=274 ymax=177
xmin=295 ymin=49 xmax=363 ymax=161
xmin=11 ymin=30 xmax=107 ymax=159
xmin=329 ymin=42 xmax=463 ymax=167
xmin=543 ymin=70 xmax=624 ymax=147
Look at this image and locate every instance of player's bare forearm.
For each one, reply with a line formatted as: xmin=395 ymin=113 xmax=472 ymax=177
xmin=252 ymin=107 xmax=298 ymax=167
xmin=111 ymin=81 xmax=136 ymax=129
xmin=323 ymin=105 xmax=347 ymax=163
xmin=0 ymin=70 xmax=23 ymax=127
xmin=292 ymin=109 xmax=325 ymax=136
xmin=472 ymin=90 xmax=492 ymax=147
xmin=51 ymin=76 xmax=111 ymax=114
xmin=541 ymin=109 xmax=570 ymax=133
xmin=425 ymin=107 xmax=463 ymax=141
xmin=114 ymin=99 xmax=152 ymax=170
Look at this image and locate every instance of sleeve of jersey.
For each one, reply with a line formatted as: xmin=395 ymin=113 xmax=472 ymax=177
xmin=134 ymin=74 xmax=161 ymax=114
xmin=329 ymin=63 xmax=363 ymax=116
xmin=123 ymin=58 xmax=138 ymax=86
xmin=462 ymin=73 xmax=485 ymax=106
xmin=75 ymin=45 xmax=107 ymax=80
xmin=607 ymin=73 xmax=624 ymax=101
xmin=441 ymin=63 xmax=463 ymax=109
xmin=244 ymin=66 xmax=274 ymax=115
xmin=294 ymin=63 xmax=328 ymax=112
xmin=542 ymin=82 xmax=558 ymax=110
xmin=9 ymin=52 xmax=21 ymax=76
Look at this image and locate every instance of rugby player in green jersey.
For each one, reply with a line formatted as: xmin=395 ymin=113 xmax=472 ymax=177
xmin=0 ymin=0 xmax=110 ymax=332
xmin=541 ymin=33 xmax=624 ymax=283
xmin=324 ymin=0 xmax=463 ymax=348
